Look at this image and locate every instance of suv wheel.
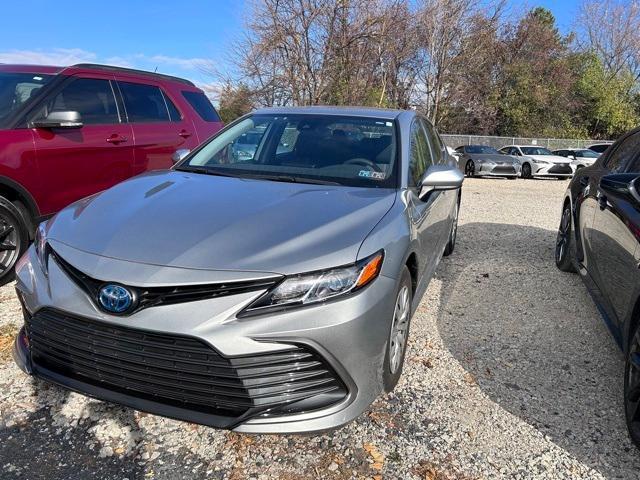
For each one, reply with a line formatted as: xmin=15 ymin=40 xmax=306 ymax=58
xmin=0 ymin=197 xmax=29 ymax=285
xmin=625 ymin=322 xmax=640 ymax=448
xmin=383 ymin=267 xmax=413 ymax=392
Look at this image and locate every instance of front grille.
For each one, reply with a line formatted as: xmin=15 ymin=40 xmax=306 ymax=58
xmin=27 ymin=308 xmax=347 ymax=423
xmin=548 ymin=164 xmax=572 ymax=174
xmin=492 ymin=165 xmax=516 ymax=174
xmin=51 ymin=249 xmax=280 ymax=315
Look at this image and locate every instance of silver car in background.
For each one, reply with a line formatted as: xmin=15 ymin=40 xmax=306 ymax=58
xmin=13 ymin=106 xmax=463 ymax=433
xmin=454 ymin=144 xmax=521 ymax=178
xmin=552 ymin=148 xmax=599 ymax=172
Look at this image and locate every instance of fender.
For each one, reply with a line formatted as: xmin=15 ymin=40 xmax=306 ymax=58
xmin=0 ymin=175 xmax=41 ymax=223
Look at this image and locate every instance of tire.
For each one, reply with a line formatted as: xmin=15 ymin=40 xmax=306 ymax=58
xmin=555 ymin=202 xmax=576 ymax=273
xmin=521 ymin=163 xmax=532 ymax=179
xmin=443 ymin=196 xmax=460 ymax=257
xmin=0 ymin=197 xmax=29 ymax=285
xmin=383 ymin=266 xmax=413 ymax=392
xmin=625 ymin=321 xmax=640 ymax=448
xmin=464 ymin=160 xmax=475 ymax=178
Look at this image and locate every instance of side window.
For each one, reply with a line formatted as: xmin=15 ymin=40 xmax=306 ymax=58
xmin=409 ymin=120 xmax=433 ymax=187
xmin=606 ymin=132 xmax=640 ymax=173
xmin=455 ymin=146 xmax=464 ymax=153
xmin=421 ymin=119 xmax=444 ymax=164
xmin=182 ymin=91 xmax=221 ymax=122
xmin=34 ymin=77 xmax=119 ymax=125
xmin=118 ymin=82 xmax=170 ymax=123
xmin=164 ymin=95 xmax=182 ymax=122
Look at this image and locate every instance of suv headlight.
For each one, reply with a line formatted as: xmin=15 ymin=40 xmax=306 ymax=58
xmin=34 ymin=222 xmax=49 ymax=275
xmin=240 ymin=251 xmax=384 ymax=316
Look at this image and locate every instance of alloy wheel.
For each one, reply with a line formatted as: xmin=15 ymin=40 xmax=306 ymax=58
xmin=465 ymin=161 xmax=475 ymax=177
xmin=389 ymin=285 xmax=410 ymax=374
xmin=0 ymin=214 xmax=18 ymax=274
xmin=555 ymin=206 xmax=571 ymax=264
xmin=522 ymin=163 xmax=531 ymax=179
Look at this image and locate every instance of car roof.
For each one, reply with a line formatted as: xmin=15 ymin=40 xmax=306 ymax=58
xmin=0 ymin=63 xmax=195 ymax=87
xmin=252 ymin=105 xmax=405 ymax=120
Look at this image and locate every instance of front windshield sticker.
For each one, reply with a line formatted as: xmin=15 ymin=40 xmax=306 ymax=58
xmin=359 ymin=170 xmax=386 ymax=180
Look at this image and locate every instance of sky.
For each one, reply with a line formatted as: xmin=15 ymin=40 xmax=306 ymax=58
xmin=0 ymin=0 xmax=582 ymax=94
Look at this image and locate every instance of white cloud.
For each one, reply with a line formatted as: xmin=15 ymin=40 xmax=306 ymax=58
xmin=145 ymin=54 xmax=211 ymax=71
xmin=0 ymin=48 xmax=97 ymax=66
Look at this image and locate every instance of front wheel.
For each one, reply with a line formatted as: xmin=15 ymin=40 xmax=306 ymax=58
xmin=464 ymin=160 xmax=475 ymax=178
xmin=625 ymin=323 xmax=640 ymax=448
xmin=0 ymin=197 xmax=29 ymax=285
xmin=521 ymin=163 xmax=532 ymax=179
xmin=383 ymin=267 xmax=413 ymax=392
xmin=555 ymin=202 xmax=576 ymax=272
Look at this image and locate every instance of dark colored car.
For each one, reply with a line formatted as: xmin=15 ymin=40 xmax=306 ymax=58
xmin=587 ymin=143 xmax=614 ymax=154
xmin=555 ymin=127 xmax=640 ymax=446
xmin=0 ymin=63 xmax=223 ymax=282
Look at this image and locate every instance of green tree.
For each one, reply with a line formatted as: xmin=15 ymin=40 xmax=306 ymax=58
xmin=217 ymin=83 xmax=255 ymax=124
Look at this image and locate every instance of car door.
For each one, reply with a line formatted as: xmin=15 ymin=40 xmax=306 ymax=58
xmin=589 ymin=132 xmax=640 ymax=332
xmin=29 ymin=75 xmax=135 ymax=214
xmin=116 ymin=80 xmax=198 ymax=173
xmin=406 ymin=118 xmax=447 ymax=292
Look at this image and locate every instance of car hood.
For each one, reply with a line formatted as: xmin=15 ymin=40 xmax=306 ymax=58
xmin=47 ymin=170 xmax=397 ymax=275
xmin=471 ymin=153 xmax=518 ymax=163
xmin=525 ymin=154 xmax=571 ymax=164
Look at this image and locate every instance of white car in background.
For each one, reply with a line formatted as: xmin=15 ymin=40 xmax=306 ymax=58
xmin=552 ymin=148 xmax=600 ymax=172
xmin=499 ymin=145 xmax=573 ymax=179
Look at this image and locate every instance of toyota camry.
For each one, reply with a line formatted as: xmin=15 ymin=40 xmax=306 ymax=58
xmin=12 ymin=106 xmax=463 ymax=433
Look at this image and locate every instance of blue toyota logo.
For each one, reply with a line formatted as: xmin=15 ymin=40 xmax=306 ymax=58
xmin=98 ymin=284 xmax=133 ymax=314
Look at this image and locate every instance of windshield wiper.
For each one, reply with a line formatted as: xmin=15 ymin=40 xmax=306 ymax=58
xmin=174 ymin=166 xmax=242 ymax=178
xmin=245 ymin=174 xmax=341 ymax=186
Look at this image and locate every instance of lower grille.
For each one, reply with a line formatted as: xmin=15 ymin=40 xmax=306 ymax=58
xmin=492 ymin=165 xmax=516 ymax=174
xmin=548 ymin=164 xmax=572 ymax=174
xmin=27 ymin=308 xmax=347 ymax=423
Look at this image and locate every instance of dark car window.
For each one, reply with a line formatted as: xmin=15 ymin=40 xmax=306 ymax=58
xmin=420 ymin=119 xmax=443 ymax=164
xmin=182 ymin=91 xmax=221 ymax=122
xmin=466 ymin=145 xmax=500 ymax=154
xmin=164 ymin=94 xmax=182 ymax=122
xmin=33 ymin=77 xmax=119 ymax=126
xmin=576 ymin=149 xmax=599 ymax=158
xmin=605 ymin=132 xmax=640 ymax=173
xmin=119 ymin=82 xmax=170 ymax=123
xmin=409 ymin=119 xmax=432 ymax=187
xmin=455 ymin=146 xmax=464 ymax=153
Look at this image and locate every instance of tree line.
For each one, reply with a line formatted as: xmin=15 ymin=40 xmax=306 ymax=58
xmin=213 ymin=0 xmax=640 ymax=140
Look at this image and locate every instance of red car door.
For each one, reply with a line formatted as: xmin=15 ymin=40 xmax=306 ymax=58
xmin=116 ymin=80 xmax=198 ymax=173
xmin=30 ymin=75 xmax=134 ymax=214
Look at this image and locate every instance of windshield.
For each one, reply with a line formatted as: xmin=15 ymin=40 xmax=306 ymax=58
xmin=576 ymin=149 xmax=599 ymax=158
xmin=520 ymin=146 xmax=553 ymax=155
xmin=466 ymin=145 xmax=499 ymax=154
xmin=179 ymin=114 xmax=398 ymax=188
xmin=0 ymin=72 xmax=52 ymax=126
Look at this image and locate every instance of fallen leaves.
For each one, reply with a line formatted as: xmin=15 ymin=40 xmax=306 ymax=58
xmin=363 ymin=442 xmax=384 ymax=471
xmin=0 ymin=324 xmax=18 ymax=362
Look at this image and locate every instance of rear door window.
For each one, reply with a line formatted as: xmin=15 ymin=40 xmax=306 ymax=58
xmin=606 ymin=132 xmax=640 ymax=173
xmin=34 ymin=77 xmax=119 ymax=125
xmin=182 ymin=91 xmax=221 ymax=122
xmin=118 ymin=82 xmax=170 ymax=123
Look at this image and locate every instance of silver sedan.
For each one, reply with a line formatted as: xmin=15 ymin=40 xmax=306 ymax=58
xmin=454 ymin=145 xmax=521 ymax=178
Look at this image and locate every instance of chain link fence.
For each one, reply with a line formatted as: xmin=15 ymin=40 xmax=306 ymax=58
xmin=440 ymin=134 xmax=610 ymax=151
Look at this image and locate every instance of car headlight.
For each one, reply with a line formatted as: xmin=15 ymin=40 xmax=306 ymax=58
xmin=34 ymin=222 xmax=49 ymax=275
xmin=240 ymin=251 xmax=384 ymax=316
xmin=536 ymin=159 xmax=550 ymax=164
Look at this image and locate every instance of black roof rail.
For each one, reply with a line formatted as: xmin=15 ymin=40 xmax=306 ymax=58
xmin=70 ymin=63 xmax=196 ymax=87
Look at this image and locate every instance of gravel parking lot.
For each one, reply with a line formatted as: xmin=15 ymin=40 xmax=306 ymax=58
xmin=1 ymin=177 xmax=639 ymax=479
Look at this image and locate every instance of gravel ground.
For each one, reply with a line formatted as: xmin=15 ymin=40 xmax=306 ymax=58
xmin=1 ymin=177 xmax=639 ymax=479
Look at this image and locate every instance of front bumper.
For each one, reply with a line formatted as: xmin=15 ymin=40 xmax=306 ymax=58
xmin=13 ymin=246 xmax=398 ymax=433
xmin=477 ymin=163 xmax=520 ymax=177
xmin=532 ymin=163 xmax=573 ymax=177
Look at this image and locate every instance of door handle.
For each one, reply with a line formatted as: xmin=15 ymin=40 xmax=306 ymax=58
xmin=106 ymin=135 xmax=128 ymax=144
xmin=178 ymin=130 xmax=192 ymax=138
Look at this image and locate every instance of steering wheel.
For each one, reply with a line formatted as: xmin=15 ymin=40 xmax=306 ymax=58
xmin=344 ymin=157 xmax=382 ymax=172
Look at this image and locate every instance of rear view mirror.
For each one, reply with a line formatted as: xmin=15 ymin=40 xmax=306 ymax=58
xmin=420 ymin=165 xmax=464 ymax=199
xmin=600 ymin=173 xmax=640 ymax=204
xmin=172 ymin=148 xmax=191 ymax=164
xmin=33 ymin=111 xmax=83 ymax=129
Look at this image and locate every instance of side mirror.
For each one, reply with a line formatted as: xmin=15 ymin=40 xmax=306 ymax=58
xmin=600 ymin=173 xmax=640 ymax=203
xmin=171 ymin=148 xmax=191 ymax=164
xmin=32 ymin=111 xmax=82 ymax=129
xmin=420 ymin=165 xmax=464 ymax=199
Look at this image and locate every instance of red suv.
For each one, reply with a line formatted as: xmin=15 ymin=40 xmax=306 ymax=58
xmin=0 ymin=63 xmax=223 ymax=282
